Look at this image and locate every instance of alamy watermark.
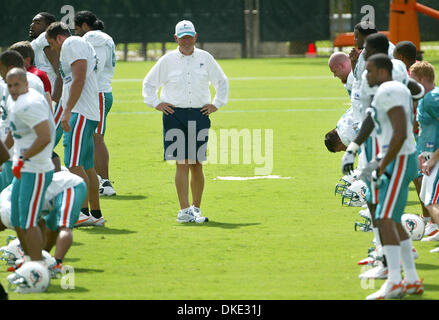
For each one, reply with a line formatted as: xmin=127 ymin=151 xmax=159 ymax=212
xmin=360 ymin=5 xmax=375 ymax=29
xmin=164 ymin=121 xmax=274 ymax=176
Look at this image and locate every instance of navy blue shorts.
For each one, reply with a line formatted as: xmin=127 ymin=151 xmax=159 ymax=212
xmin=163 ymin=107 xmax=211 ymax=162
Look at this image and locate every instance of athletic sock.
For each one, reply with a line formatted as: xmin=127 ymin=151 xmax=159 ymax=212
xmin=90 ymin=210 xmax=102 ymax=219
xmin=382 ymin=245 xmax=402 ymax=283
xmin=373 ymin=228 xmax=382 ymax=247
xmin=400 ymin=239 xmax=419 ymax=282
xmin=81 ymin=208 xmax=90 ymax=216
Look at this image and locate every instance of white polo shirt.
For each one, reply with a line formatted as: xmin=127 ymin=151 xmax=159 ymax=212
xmin=143 ymin=47 xmax=229 ymax=109
xmin=60 ymin=36 xmax=100 ymax=121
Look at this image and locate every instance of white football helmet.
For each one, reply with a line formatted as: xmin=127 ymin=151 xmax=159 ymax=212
xmin=42 ymin=250 xmax=57 ymax=278
xmin=0 ymin=238 xmax=24 ymax=266
xmin=7 ymin=261 xmax=50 ymax=293
xmin=402 ymin=214 xmax=425 ymax=241
xmin=0 ymin=184 xmax=12 ymax=230
xmin=335 ymin=170 xmax=361 ymax=196
xmin=342 ymin=179 xmax=367 ymax=207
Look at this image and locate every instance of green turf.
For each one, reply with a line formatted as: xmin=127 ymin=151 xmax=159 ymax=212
xmin=2 ymin=54 xmax=439 ymax=300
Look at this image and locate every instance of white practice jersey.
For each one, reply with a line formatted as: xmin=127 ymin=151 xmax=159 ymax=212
xmin=0 ymin=74 xmax=46 ymax=159
xmin=370 ymin=81 xmax=416 ymax=157
xmin=0 ymin=185 xmax=12 ymax=229
xmin=359 ymin=59 xmax=409 ymax=121
xmin=8 ymin=88 xmax=55 ymax=172
xmin=83 ymin=30 xmax=116 ymax=93
xmin=336 ymin=107 xmax=356 ymax=147
xmin=60 ymin=36 xmax=100 ymax=121
xmin=42 ymin=171 xmax=84 ymax=212
xmin=31 ymin=32 xmax=57 ymax=91
xmin=345 ymin=72 xmax=354 ymax=97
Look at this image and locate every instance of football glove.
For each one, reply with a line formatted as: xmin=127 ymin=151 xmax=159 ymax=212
xmin=359 ymin=159 xmax=379 ymax=182
xmin=341 ymin=142 xmax=360 ymax=175
xmin=12 ymin=156 xmax=24 ymax=179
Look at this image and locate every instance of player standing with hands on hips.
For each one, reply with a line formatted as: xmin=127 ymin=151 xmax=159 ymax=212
xmin=143 ymin=20 xmax=229 ymax=223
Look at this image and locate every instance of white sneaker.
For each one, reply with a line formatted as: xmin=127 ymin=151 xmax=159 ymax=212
xmin=359 ymin=263 xmax=388 ymax=279
xmin=99 ymin=179 xmax=116 ymax=196
xmin=191 ymin=205 xmax=208 ymax=223
xmin=177 ymin=208 xmax=195 ymax=223
xmin=74 ymin=213 xmax=92 ymax=227
xmin=366 ymin=280 xmax=404 ymax=300
xmin=402 ymin=279 xmax=424 ymax=295
xmin=421 ymin=231 xmax=439 ymax=242
xmin=424 ymin=222 xmax=439 ymax=237
xmin=88 ymin=215 xmax=105 ymax=227
xmin=430 ymin=247 xmax=439 ymax=253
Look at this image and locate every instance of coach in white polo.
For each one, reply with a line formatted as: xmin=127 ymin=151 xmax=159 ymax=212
xmin=143 ymin=20 xmax=229 ymax=224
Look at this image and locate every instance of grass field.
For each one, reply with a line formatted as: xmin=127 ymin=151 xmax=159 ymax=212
xmin=2 ymin=53 xmax=439 ymax=300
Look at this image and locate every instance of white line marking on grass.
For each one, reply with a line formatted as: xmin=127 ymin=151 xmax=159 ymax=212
xmin=116 ymin=97 xmax=348 ymax=103
xmin=113 ymin=75 xmax=332 ymax=82
xmin=111 ymin=108 xmax=346 ymax=115
xmin=214 ymin=175 xmax=292 ymax=181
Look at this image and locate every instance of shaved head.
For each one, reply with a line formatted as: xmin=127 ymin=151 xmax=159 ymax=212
xmin=6 ymin=67 xmax=27 ymax=82
xmin=328 ymin=52 xmax=351 ymax=84
xmin=328 ymin=52 xmax=349 ymax=67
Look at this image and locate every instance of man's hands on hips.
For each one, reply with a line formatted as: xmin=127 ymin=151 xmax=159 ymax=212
xmin=156 ymin=102 xmax=175 ymax=115
xmin=201 ymin=104 xmax=217 ymax=116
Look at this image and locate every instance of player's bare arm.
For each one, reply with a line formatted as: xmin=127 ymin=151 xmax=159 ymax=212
xmin=21 ymin=120 xmax=51 ymax=160
xmin=43 ymin=46 xmax=63 ymax=102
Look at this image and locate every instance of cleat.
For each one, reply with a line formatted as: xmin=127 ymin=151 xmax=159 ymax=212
xmin=430 ymin=247 xmax=439 ymax=253
xmin=366 ymin=280 xmax=404 ymax=300
xmin=191 ymin=205 xmax=208 ymax=223
xmin=421 ymin=231 xmax=439 ymax=242
xmin=177 ymin=208 xmax=195 ymax=223
xmin=74 ymin=212 xmax=92 ymax=227
xmin=7 ymin=259 xmax=23 ymax=272
xmin=358 ymin=256 xmax=375 ymax=266
xmin=402 ymin=279 xmax=424 ymax=295
xmin=99 ymin=179 xmax=116 ymax=197
xmin=424 ymin=222 xmax=439 ymax=237
xmin=50 ymin=262 xmax=63 ymax=278
xmin=359 ymin=263 xmax=388 ymax=279
xmin=88 ymin=215 xmax=105 ymax=227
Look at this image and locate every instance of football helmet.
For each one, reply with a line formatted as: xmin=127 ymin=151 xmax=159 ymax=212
xmin=0 ymin=185 xmax=12 ymax=230
xmin=355 ymin=208 xmax=373 ymax=232
xmin=335 ymin=170 xmax=360 ymax=196
xmin=42 ymin=250 xmax=57 ymax=278
xmin=7 ymin=261 xmax=50 ymax=293
xmin=402 ymin=214 xmax=425 ymax=241
xmin=0 ymin=238 xmax=24 ymax=266
xmin=342 ymin=179 xmax=367 ymax=207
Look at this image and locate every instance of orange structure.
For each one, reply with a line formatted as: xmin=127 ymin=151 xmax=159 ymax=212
xmin=333 ymin=0 xmax=439 ymax=58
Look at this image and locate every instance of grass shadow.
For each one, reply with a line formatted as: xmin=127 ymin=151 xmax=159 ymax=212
xmin=46 ymin=285 xmax=89 ymax=294
xmin=405 ymin=200 xmax=422 ymax=207
xmin=102 ymin=195 xmax=147 ymax=201
xmin=177 ymin=221 xmax=261 ymax=229
xmin=415 ymin=263 xmax=439 ymax=271
xmin=78 ymin=227 xmax=137 ymax=235
xmin=73 ymin=267 xmax=105 ymax=274
xmin=423 ymin=283 xmax=439 ymax=292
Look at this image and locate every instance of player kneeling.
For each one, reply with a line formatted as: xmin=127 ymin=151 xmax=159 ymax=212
xmin=39 ymin=171 xmax=87 ymax=276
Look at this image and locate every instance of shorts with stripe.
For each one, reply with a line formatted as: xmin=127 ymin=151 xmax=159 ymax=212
xmin=375 ymin=153 xmax=417 ymax=223
xmin=95 ymin=92 xmax=113 ymax=135
xmin=0 ymin=161 xmax=13 ymax=193
xmin=54 ymin=102 xmax=64 ymax=147
xmin=10 ymin=170 xmax=53 ymax=229
xmin=363 ymin=134 xmax=380 ymax=205
xmin=420 ymin=161 xmax=439 ymax=206
xmin=63 ymin=112 xmax=99 ymax=171
xmin=43 ymin=181 xmax=87 ymax=231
